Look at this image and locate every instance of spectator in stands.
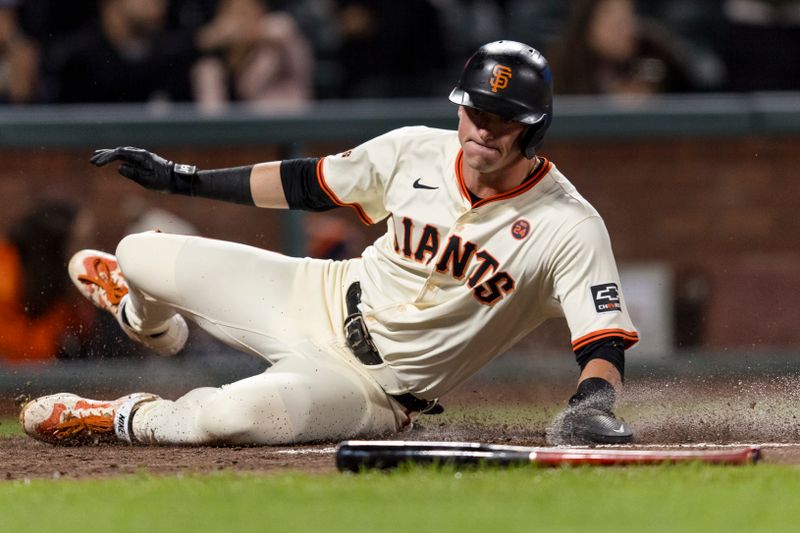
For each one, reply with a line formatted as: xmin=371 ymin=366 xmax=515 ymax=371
xmin=631 ymin=0 xmax=726 ymax=92
xmin=267 ymin=0 xmax=341 ymax=99
xmin=547 ymin=0 xmax=696 ymax=96
xmin=41 ymin=0 xmax=198 ymax=103
xmin=0 ymin=0 xmax=39 ymax=103
xmin=0 ymin=200 xmax=97 ymax=363
xmin=192 ymin=0 xmax=313 ymax=110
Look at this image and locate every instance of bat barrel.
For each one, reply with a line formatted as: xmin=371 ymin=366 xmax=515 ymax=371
xmin=530 ymin=446 xmax=762 ymax=466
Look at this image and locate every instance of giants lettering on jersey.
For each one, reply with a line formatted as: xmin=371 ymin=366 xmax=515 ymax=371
xmin=393 ymin=217 xmax=515 ymax=305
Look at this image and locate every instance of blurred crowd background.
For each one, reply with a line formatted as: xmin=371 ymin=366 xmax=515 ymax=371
xmin=1 ymin=0 xmax=799 ymax=107
xmin=1 ymin=0 xmax=799 ymax=370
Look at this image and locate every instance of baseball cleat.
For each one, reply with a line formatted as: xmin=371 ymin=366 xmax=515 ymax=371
xmin=68 ymin=249 xmax=128 ymax=315
xmin=69 ymin=249 xmax=188 ymax=356
xmin=19 ymin=392 xmax=160 ymax=445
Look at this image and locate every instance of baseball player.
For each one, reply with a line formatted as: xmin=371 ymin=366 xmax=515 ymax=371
xmin=20 ymin=41 xmax=638 ymax=447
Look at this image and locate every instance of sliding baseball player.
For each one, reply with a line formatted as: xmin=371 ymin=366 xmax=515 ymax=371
xmin=21 ymin=40 xmax=638 ymax=446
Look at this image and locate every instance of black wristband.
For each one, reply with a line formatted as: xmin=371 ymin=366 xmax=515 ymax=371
xmin=171 ymin=163 xmax=196 ymax=195
xmin=574 ymin=337 xmax=625 ymax=380
xmin=568 ymin=377 xmax=616 ymax=413
xmin=183 ymin=166 xmax=254 ymax=205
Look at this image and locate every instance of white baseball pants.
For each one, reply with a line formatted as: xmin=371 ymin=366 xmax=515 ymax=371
xmin=114 ymin=231 xmax=405 ymax=445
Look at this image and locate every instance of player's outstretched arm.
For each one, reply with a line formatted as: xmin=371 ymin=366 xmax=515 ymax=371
xmin=90 ymin=147 xmax=289 ymax=208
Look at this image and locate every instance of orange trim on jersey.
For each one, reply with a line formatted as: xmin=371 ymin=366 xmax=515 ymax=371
xmin=315 ymin=157 xmax=374 ymax=225
xmin=454 ymin=150 xmax=471 ymax=202
xmin=571 ymin=328 xmax=640 ymax=352
xmin=454 ymin=149 xmax=552 ymax=208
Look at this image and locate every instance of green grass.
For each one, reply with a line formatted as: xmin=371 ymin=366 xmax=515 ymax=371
xmin=2 ymin=464 xmax=799 ymax=533
xmin=0 ymin=416 xmax=21 ymax=437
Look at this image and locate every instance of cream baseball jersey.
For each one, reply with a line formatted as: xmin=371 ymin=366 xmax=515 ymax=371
xmin=320 ymin=126 xmax=638 ymax=398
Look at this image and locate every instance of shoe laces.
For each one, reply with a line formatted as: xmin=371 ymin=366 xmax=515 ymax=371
xmin=47 ymin=413 xmax=115 ymax=440
xmin=36 ymin=406 xmax=114 ymax=441
xmin=78 ymin=257 xmax=127 ymax=306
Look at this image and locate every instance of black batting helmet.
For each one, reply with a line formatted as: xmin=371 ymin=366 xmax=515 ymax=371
xmin=449 ymin=40 xmax=553 ymax=159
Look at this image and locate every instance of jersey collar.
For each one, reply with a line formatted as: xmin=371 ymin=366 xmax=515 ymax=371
xmin=454 ymin=149 xmax=552 ymax=208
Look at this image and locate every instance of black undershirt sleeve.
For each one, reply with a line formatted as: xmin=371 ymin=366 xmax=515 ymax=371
xmin=280 ymin=158 xmax=338 ymax=211
xmin=574 ymin=336 xmax=626 ymax=380
xmin=193 ymin=166 xmax=254 ymax=205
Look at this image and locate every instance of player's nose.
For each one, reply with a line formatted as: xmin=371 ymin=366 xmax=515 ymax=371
xmin=474 ymin=123 xmax=494 ymax=140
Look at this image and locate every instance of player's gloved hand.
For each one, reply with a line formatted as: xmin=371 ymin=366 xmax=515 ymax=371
xmin=548 ymin=377 xmax=633 ymax=445
xmin=90 ymin=147 xmax=197 ymax=194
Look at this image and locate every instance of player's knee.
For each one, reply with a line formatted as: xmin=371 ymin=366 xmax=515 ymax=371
xmin=116 ymin=232 xmax=183 ymax=294
xmin=116 ymin=232 xmax=156 ymax=282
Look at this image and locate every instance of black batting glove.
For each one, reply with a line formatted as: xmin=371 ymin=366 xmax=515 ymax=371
xmin=90 ymin=147 xmax=197 ymax=195
xmin=549 ymin=377 xmax=633 ymax=445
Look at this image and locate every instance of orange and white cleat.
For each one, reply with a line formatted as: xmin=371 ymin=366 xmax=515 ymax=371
xmin=19 ymin=392 xmax=160 ymax=445
xmin=68 ymin=250 xmax=188 ymax=356
xmin=68 ymin=249 xmax=128 ymax=315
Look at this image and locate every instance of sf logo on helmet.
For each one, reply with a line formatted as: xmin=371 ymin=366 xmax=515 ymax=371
xmin=490 ymin=65 xmax=512 ymax=93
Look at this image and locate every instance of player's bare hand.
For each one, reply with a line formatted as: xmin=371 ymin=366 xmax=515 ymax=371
xmin=90 ymin=147 xmax=196 ymax=194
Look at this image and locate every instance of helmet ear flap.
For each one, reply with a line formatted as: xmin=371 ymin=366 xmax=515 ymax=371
xmin=519 ymin=115 xmax=551 ymax=159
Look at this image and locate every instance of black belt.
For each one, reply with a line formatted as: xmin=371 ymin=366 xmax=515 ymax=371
xmin=344 ymin=282 xmax=443 ymax=415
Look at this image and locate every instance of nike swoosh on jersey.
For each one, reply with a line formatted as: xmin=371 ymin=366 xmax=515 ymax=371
xmin=413 ymin=178 xmax=439 ymax=190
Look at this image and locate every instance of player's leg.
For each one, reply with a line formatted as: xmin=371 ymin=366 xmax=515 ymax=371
xmin=38 ymin=232 xmax=399 ymax=445
xmin=112 ymin=231 xmax=353 ymax=362
xmin=21 ymin=355 xmax=405 ymax=446
xmin=132 ymin=355 xmax=404 ymax=445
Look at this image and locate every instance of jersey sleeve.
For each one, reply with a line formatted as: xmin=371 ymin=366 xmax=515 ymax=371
xmin=317 ymin=128 xmax=409 ymax=225
xmin=551 ymin=216 xmax=639 ymax=352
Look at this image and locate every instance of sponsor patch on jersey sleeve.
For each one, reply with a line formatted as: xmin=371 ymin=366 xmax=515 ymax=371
xmin=590 ymin=283 xmax=622 ymax=313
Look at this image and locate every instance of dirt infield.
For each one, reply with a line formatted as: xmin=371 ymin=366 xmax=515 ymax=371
xmin=5 ymin=374 xmax=800 ymax=480
xmin=4 ymin=436 xmax=800 ymax=481
xmin=4 ymin=420 xmax=800 ymax=481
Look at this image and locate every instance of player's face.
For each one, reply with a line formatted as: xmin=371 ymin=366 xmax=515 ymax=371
xmin=457 ymin=106 xmax=527 ymax=174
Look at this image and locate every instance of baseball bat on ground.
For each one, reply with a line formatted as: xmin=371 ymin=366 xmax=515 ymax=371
xmin=335 ymin=440 xmax=762 ymax=472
